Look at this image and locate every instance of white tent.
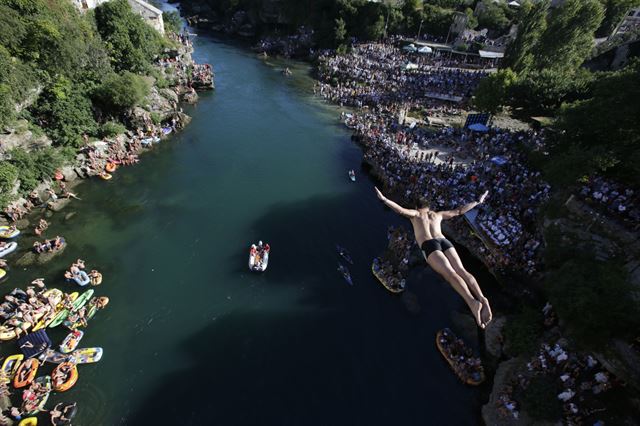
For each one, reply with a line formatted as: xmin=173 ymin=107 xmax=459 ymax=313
xmin=508 ymin=1 xmax=520 ymax=6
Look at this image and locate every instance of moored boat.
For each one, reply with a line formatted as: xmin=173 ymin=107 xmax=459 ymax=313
xmin=435 ymin=328 xmax=485 ymax=386
xmin=371 ymin=259 xmax=405 ymax=294
xmin=338 ymin=263 xmax=353 ymax=286
xmin=348 ymin=169 xmax=356 ymax=182
xmin=336 ymin=245 xmax=354 ymax=265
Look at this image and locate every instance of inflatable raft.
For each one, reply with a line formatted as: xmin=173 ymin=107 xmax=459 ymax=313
xmin=1 ymin=354 xmax=24 ymax=382
xmin=14 ymin=358 xmax=39 ymax=388
xmin=435 ymin=329 xmax=485 ymax=386
xmin=71 ymin=347 xmax=103 ymax=364
xmin=48 ymin=292 xmax=79 ymax=329
xmin=71 ymin=270 xmax=90 ymax=287
xmin=60 ymin=330 xmax=84 ymax=354
xmin=52 ymin=362 xmax=78 ymax=392
xmin=248 ymin=243 xmax=269 ymax=272
xmin=50 ymin=402 xmax=77 ymax=425
xmin=22 ymin=375 xmax=51 ymax=415
xmin=0 ymin=241 xmax=18 ymax=257
xmin=0 ymin=226 xmax=20 ymax=239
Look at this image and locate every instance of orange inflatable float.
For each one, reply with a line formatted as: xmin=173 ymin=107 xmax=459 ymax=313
xmin=52 ymin=362 xmax=78 ymax=392
xmin=105 ymin=162 xmax=117 ymax=173
xmin=13 ymin=358 xmax=39 ymax=388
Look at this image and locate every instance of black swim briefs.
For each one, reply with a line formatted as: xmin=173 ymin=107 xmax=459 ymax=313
xmin=421 ymin=238 xmax=454 ymax=258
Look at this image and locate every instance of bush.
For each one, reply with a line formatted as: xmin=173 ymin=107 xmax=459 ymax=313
xmin=149 ymin=112 xmax=162 ymax=125
xmin=93 ymin=72 xmax=150 ymax=116
xmin=520 ymin=376 xmax=562 ymax=421
xmin=163 ymin=11 xmax=182 ymax=34
xmin=504 ymin=306 xmax=544 ymax=355
xmin=100 ymin=120 xmax=127 ymax=137
xmin=0 ymin=162 xmax=19 ymax=208
xmin=7 ymin=147 xmax=73 ymax=192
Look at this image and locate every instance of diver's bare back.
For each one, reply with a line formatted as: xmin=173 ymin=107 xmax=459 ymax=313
xmin=410 ymin=209 xmax=445 ymax=246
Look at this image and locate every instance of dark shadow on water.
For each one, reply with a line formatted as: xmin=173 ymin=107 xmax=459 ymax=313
xmin=127 ymin=309 xmax=477 ymax=426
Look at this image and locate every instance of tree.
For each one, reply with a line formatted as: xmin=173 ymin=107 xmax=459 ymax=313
xmin=0 ymin=162 xmax=18 ymax=207
xmin=553 ymin=59 xmax=640 ymax=180
xmin=536 ymin=0 xmax=604 ymax=72
xmin=95 ymin=0 xmax=164 ymax=73
xmin=334 ymin=17 xmax=347 ymax=46
xmin=472 ymin=68 xmax=517 ymax=114
xmin=163 ymin=11 xmax=182 ymax=34
xmin=477 ymin=0 xmax=510 ymax=34
xmin=504 ymin=0 xmax=549 ymax=73
xmin=92 ymin=72 xmax=150 ymax=116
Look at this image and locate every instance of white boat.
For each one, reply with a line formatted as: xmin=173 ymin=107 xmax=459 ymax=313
xmin=249 ymin=242 xmax=270 ymax=272
xmin=0 ymin=242 xmax=17 ymax=258
xmin=348 ymin=170 xmax=356 ymax=182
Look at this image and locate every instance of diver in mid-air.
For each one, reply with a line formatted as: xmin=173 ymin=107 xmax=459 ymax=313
xmin=375 ymin=187 xmax=492 ymax=328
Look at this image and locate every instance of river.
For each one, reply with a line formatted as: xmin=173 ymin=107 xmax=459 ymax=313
xmin=2 ymin=33 xmax=486 ymax=425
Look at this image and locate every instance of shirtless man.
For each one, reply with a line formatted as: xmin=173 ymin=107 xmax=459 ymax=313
xmin=375 ymin=187 xmax=492 ymax=328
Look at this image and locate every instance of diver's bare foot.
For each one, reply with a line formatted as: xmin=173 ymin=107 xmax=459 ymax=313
xmin=470 ymin=300 xmax=485 ymax=329
xmin=480 ymin=296 xmax=493 ymax=326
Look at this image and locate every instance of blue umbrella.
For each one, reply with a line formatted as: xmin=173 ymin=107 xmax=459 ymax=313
xmin=468 ymin=123 xmax=489 ymax=132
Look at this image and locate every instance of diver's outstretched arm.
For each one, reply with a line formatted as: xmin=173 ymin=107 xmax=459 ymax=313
xmin=375 ymin=187 xmax=418 ymax=218
xmin=440 ymin=190 xmax=489 ymax=220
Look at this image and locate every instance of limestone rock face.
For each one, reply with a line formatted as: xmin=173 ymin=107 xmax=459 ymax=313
xmin=0 ymin=120 xmax=52 ymax=158
xmin=485 ymin=316 xmax=507 ymax=358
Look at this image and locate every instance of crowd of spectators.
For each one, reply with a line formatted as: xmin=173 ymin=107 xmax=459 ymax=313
xmin=579 ymin=175 xmax=640 ymax=229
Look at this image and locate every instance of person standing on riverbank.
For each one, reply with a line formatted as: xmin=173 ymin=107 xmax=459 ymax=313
xmin=375 ymin=187 xmax=492 ymax=328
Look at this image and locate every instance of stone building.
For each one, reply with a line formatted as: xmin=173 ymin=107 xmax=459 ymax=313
xmin=72 ymin=0 xmax=164 ymax=34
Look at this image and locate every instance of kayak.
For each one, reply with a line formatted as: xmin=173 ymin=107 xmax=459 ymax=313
xmin=1 ymin=354 xmax=24 ymax=382
xmin=0 ymin=226 xmax=20 ymax=239
xmin=38 ymin=350 xmax=71 ymax=365
xmin=0 ymin=241 xmax=17 ymax=257
xmin=22 ymin=376 xmax=51 ymax=415
xmin=47 ymin=292 xmax=79 ymax=329
xmin=336 ymin=245 xmax=354 ymax=265
xmin=14 ymin=358 xmax=39 ymax=388
xmin=90 ymin=272 xmax=103 ymax=286
xmin=337 ymin=263 xmax=353 ymax=286
xmin=52 ymin=362 xmax=78 ymax=392
xmin=60 ymin=330 xmax=84 ymax=354
xmin=71 ymin=347 xmax=103 ymax=364
xmin=436 ymin=329 xmax=485 ymax=386
xmin=18 ymin=418 xmax=38 ymax=426
xmin=371 ymin=262 xmax=404 ymax=294
xmin=50 ymin=402 xmax=77 ymax=425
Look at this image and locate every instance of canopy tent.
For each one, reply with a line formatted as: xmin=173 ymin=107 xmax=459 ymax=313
xmin=468 ymin=123 xmax=489 ymax=132
xmin=490 ymin=156 xmax=509 ymax=166
xmin=417 ymin=46 xmax=432 ymax=54
xmin=17 ymin=329 xmax=52 ymax=358
xmin=478 ymin=50 xmax=505 ymax=59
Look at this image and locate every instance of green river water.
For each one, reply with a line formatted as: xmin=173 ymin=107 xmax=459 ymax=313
xmin=1 ymin=32 xmax=488 ymax=425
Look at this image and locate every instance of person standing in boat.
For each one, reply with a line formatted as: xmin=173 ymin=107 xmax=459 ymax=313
xmin=375 ymin=187 xmax=492 ymax=329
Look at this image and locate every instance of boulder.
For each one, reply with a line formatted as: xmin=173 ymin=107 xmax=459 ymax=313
xmin=16 ymin=244 xmax=66 ymax=267
xmin=481 ymin=357 xmax=534 ymax=426
xmin=485 ymin=316 xmax=507 ymax=358
xmin=48 ymin=199 xmax=71 ymax=212
xmin=160 ymin=88 xmax=179 ymax=104
xmin=60 ymin=165 xmax=78 ymax=182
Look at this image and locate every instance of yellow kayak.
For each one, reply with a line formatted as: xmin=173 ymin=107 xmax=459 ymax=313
xmin=19 ymin=418 xmax=37 ymax=426
xmin=1 ymin=354 xmax=24 ymax=383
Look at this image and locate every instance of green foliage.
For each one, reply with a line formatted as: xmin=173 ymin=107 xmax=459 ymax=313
xmin=163 ymin=11 xmax=182 ymax=34
xmin=92 ymin=72 xmax=150 ymax=116
xmin=537 ymin=0 xmax=604 ymax=72
xmin=504 ymin=0 xmax=549 ymax=73
xmin=0 ymin=83 xmax=14 ymax=128
xmin=421 ymin=4 xmax=456 ymax=37
xmin=334 ymin=17 xmax=347 ymax=45
xmin=544 ymin=252 xmax=640 ymax=348
xmin=95 ymin=0 xmax=164 ymax=73
xmin=552 ymin=60 xmax=640 ymax=181
xmin=100 ymin=121 xmax=127 ymax=138
xmin=504 ymin=305 xmax=544 ymax=355
xmin=150 ymin=112 xmax=162 ymax=125
xmin=477 ymin=0 xmax=511 ymax=34
xmin=7 ymin=147 xmax=73 ymax=192
xmin=520 ymin=376 xmax=563 ymax=421
xmin=473 ymin=68 xmax=517 ymax=114
xmin=0 ymin=162 xmax=19 ymax=207
xmin=32 ymin=76 xmax=98 ymax=147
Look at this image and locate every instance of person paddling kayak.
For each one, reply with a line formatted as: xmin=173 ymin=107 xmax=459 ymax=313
xmin=375 ymin=187 xmax=492 ymax=329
